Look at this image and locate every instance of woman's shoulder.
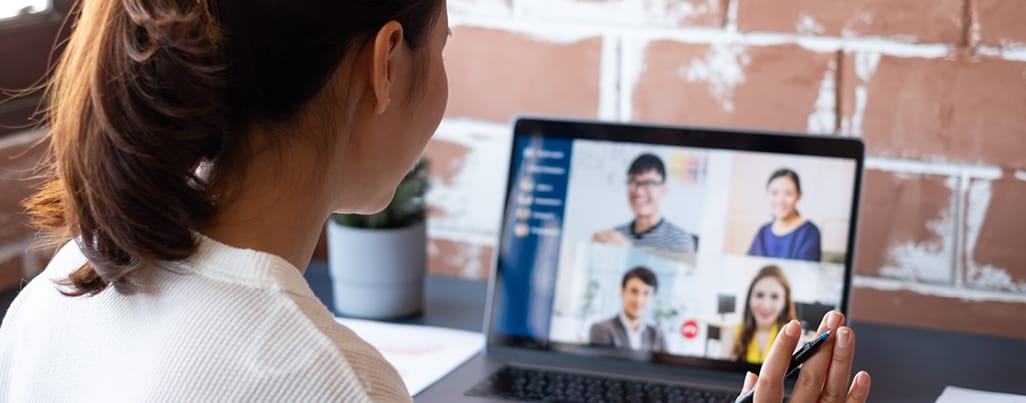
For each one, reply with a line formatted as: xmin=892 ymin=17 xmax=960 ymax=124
xmin=755 ymin=222 xmax=774 ymax=236
xmin=307 ymin=314 xmax=411 ymax=400
xmin=162 ymin=283 xmax=408 ymax=400
xmin=12 ymin=240 xmax=88 ymax=298
xmin=41 ymin=240 xmax=88 ymax=279
xmin=797 ymin=220 xmax=821 ymax=235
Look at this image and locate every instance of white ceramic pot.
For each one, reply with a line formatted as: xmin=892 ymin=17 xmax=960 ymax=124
xmin=326 ymin=220 xmax=426 ymax=319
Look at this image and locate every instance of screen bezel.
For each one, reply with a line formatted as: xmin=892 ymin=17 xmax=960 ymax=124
xmin=485 ymin=116 xmax=865 ymax=375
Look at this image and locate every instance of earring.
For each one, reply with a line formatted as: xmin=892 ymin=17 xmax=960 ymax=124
xmin=378 ymin=97 xmax=392 ymax=114
xmin=372 ymin=97 xmax=392 ymax=113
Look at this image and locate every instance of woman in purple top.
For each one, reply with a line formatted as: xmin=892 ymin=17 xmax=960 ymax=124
xmin=747 ymin=169 xmax=822 ymax=262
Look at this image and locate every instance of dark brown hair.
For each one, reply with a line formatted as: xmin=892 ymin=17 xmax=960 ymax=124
xmin=767 ymin=168 xmax=802 ymax=195
xmin=732 ymin=265 xmax=797 ymax=361
xmin=627 ymin=153 xmax=665 ymax=182
xmin=24 ymin=0 xmax=444 ymax=296
xmin=621 ymin=266 xmax=658 ymax=293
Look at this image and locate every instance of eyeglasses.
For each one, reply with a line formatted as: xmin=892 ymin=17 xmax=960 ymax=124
xmin=627 ymin=179 xmax=664 ymax=189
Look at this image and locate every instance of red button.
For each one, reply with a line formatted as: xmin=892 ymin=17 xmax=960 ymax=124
xmin=680 ymin=320 xmax=699 ymax=339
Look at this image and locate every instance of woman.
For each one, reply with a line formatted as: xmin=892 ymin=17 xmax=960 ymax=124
xmin=0 ymin=0 xmax=868 ymax=401
xmin=1 ymin=0 xmax=447 ymax=400
xmin=747 ymin=168 xmax=822 ymax=262
xmin=721 ymin=265 xmax=797 ymax=364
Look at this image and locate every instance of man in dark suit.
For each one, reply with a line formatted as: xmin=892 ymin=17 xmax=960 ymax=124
xmin=589 ymin=266 xmax=666 ymax=352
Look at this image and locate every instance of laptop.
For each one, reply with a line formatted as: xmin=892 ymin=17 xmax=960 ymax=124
xmin=418 ymin=117 xmax=864 ymax=402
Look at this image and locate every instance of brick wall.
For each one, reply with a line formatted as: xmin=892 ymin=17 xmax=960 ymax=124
xmin=424 ymin=0 xmax=1026 ymax=339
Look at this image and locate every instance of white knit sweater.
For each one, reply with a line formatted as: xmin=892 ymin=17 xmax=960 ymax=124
xmin=0 ymin=235 xmax=411 ymax=402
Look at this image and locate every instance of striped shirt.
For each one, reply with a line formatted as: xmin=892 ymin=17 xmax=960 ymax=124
xmin=615 ymin=219 xmax=698 ymax=253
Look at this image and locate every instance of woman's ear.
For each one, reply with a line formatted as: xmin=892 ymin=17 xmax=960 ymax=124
xmin=370 ymin=20 xmax=405 ymax=115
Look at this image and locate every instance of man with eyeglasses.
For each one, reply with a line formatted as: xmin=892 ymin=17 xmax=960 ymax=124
xmin=592 ymin=153 xmax=699 ymax=253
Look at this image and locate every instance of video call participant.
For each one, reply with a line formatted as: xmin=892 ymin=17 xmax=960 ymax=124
xmin=589 ymin=267 xmax=666 ymax=352
xmin=747 ymin=168 xmax=822 ymax=262
xmin=592 ymin=154 xmax=699 ymax=253
xmin=721 ymin=265 xmax=797 ymax=364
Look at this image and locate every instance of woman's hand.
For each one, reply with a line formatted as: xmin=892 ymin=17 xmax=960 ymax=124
xmin=737 ymin=311 xmax=871 ymax=403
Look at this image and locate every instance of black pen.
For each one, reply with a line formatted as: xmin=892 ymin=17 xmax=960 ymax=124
xmin=735 ymin=330 xmax=832 ymax=403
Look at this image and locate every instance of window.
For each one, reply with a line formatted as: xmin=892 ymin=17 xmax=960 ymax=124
xmin=0 ymin=0 xmax=51 ymax=21
xmin=0 ymin=0 xmax=70 ymax=136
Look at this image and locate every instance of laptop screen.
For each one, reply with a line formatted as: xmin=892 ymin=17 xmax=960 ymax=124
xmin=488 ymin=118 xmax=864 ymax=373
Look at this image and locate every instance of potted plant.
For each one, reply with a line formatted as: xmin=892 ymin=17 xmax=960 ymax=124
xmin=326 ymin=158 xmax=430 ymax=319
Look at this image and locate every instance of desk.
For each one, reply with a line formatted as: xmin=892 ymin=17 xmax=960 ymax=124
xmin=305 ymin=261 xmax=1026 ymax=403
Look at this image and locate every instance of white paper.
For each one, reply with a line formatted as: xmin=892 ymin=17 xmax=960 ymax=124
xmin=335 ymin=317 xmax=485 ymax=396
xmin=936 ymin=386 xmax=1026 ymax=403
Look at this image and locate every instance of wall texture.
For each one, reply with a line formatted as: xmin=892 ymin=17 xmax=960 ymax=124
xmin=0 ymin=0 xmax=1023 ymax=340
xmin=423 ymin=0 xmax=1026 ymax=339
xmin=0 ymin=129 xmax=50 ymax=294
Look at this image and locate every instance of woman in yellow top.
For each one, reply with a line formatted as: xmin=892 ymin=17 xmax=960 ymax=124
xmin=721 ymin=265 xmax=797 ymax=364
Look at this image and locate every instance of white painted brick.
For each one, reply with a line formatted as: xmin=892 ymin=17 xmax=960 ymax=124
xmin=853 ymin=275 xmax=1026 ymax=303
xmin=515 ymin=0 xmax=723 ymax=28
xmin=598 ymin=34 xmax=621 ymax=121
xmin=448 ymin=0 xmax=511 ymax=18
xmin=865 ymin=158 xmax=1003 ymax=180
xmin=427 ymin=119 xmax=512 ymax=240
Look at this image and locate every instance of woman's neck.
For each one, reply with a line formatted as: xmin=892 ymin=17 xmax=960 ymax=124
xmin=200 ymin=133 xmax=333 ymax=273
xmin=772 ymin=212 xmax=804 ymax=234
xmin=755 ymin=322 xmax=775 ymax=333
xmin=778 ymin=211 xmax=801 ymax=225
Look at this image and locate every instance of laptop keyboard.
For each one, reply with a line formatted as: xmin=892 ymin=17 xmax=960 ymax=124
xmin=466 ymin=366 xmax=737 ymax=403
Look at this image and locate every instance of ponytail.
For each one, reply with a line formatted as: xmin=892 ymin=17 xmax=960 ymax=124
xmin=26 ymin=0 xmax=226 ymax=295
